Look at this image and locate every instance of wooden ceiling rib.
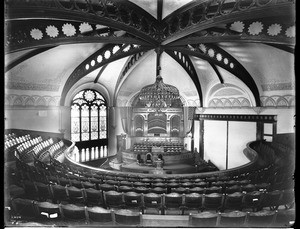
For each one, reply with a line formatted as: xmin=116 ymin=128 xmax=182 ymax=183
xmin=4 ymin=0 xmax=295 ymax=108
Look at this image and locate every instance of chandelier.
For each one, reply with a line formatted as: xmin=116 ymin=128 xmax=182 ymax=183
xmin=138 ymin=75 xmax=181 ymax=108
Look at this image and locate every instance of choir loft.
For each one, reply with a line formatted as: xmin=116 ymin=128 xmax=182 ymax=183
xmin=4 ymin=0 xmax=295 ymax=227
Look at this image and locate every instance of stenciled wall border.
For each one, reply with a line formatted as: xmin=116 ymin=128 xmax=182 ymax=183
xmin=5 ymin=94 xmax=60 ymax=107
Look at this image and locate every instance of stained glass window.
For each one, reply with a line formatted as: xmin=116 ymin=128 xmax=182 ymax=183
xmin=71 ymin=89 xmax=107 ymax=142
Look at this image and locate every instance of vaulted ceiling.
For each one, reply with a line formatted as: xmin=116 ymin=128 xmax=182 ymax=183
xmin=5 ymin=0 xmax=295 ymax=108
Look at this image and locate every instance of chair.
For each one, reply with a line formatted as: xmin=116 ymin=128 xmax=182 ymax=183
xmin=60 ymin=203 xmax=86 ymax=223
xmin=141 ymin=178 xmax=152 ymax=184
xmin=219 ymin=210 xmax=247 ymax=227
xmin=105 ymin=179 xmax=119 ymax=186
xmin=242 ymin=190 xmax=262 ymax=211
xmin=88 ymin=177 xmax=102 ymax=190
xmin=123 ymin=191 xmax=143 ymax=212
xmin=239 ymin=179 xmax=251 ymax=186
xmin=142 ymin=192 xmax=163 ymax=214
xmin=114 ymin=209 xmax=142 ymax=226
xmin=171 ymin=187 xmax=188 ymax=194
xmin=181 ymin=178 xmax=192 ymax=183
xmin=255 ymin=182 xmax=270 ymax=192
xmin=118 ymin=185 xmax=134 ymax=193
xmin=194 ymin=181 xmax=208 ymax=188
xmin=99 ymin=183 xmax=116 ymax=192
xmin=152 ymin=182 xmax=167 ymax=189
xmin=82 ymin=181 xmax=96 ymax=189
xmin=224 ymin=179 xmax=239 ymax=188
xmin=57 ymin=177 xmax=70 ymax=186
xmin=84 ymin=188 xmax=104 ymax=206
xmin=189 ymin=187 xmax=205 ymax=194
xmin=22 ymin=180 xmax=38 ymax=200
xmin=119 ymin=180 xmax=133 ymax=187
xmin=163 ymin=192 xmax=184 ymax=215
xmin=259 ymin=189 xmax=282 ymax=210
xmin=69 ymin=179 xmax=83 ymax=189
xmin=211 ymin=181 xmax=225 ymax=189
xmin=223 ymin=192 xmax=244 ymax=211
xmin=133 ymin=181 xmax=146 ymax=188
xmin=166 ymin=182 xmax=180 ymax=193
xmin=273 ymin=208 xmax=295 ymax=227
xmin=189 ymin=211 xmax=218 ymax=227
xmin=46 ymin=175 xmax=58 ymax=184
xmin=134 ymin=186 xmax=150 ymax=194
xmin=241 ymin=183 xmax=257 ymax=193
xmin=246 ymin=209 xmax=277 ymax=227
xmin=205 ymin=186 xmax=223 ymax=194
xmin=181 ymin=182 xmax=194 ymax=189
xmin=35 ymin=182 xmax=52 ymax=201
xmin=218 ymin=176 xmax=230 ymax=182
xmin=66 ymin=186 xmax=85 ymax=203
xmin=182 ymin=193 xmax=203 ymax=215
xmin=104 ymin=190 xmax=125 ymax=209
xmin=87 ymin=206 xmax=113 ymax=225
xmin=206 ymin=176 xmax=218 ymax=184
xmin=277 ymin=189 xmax=295 ymax=209
xmin=36 ymin=201 xmax=60 ymax=219
xmin=225 ymin=184 xmax=242 ymax=194
xmin=151 ymin=187 xmax=167 ymax=194
xmin=50 ymin=184 xmax=68 ymax=204
xmin=202 ymin=193 xmax=224 ymax=212
xmin=79 ymin=176 xmax=89 ymax=182
xmin=11 ymin=198 xmax=37 ymax=219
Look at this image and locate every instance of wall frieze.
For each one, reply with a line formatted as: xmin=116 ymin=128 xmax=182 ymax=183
xmin=5 ymin=94 xmax=60 ymax=107
xmin=260 ymin=95 xmax=295 ymax=107
xmin=261 ymin=82 xmax=295 ymax=91
xmin=208 ymin=95 xmax=295 ymax=108
xmin=5 ymin=81 xmax=60 ymax=91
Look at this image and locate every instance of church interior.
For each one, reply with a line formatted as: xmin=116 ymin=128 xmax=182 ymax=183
xmin=4 ymin=0 xmax=295 ymax=227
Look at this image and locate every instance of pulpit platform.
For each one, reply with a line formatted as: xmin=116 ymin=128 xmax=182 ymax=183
xmin=119 ymin=138 xmax=198 ymax=174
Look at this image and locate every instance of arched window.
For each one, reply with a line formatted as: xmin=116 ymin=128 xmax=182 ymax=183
xmin=71 ymin=89 xmax=108 ymax=151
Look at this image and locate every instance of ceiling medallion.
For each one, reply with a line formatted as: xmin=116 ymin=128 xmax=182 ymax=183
xmin=30 ymin=28 xmax=43 ymax=40
xmin=216 ymin=53 xmax=222 ymax=61
xmin=267 ymin=23 xmax=282 ymax=36
xmin=112 ymin=46 xmax=120 ymax=54
xmin=62 ymin=23 xmax=76 ymax=37
xmin=79 ymin=22 xmax=93 ymax=33
xmin=45 ymin=25 xmax=59 ymax=38
xmin=208 ymin=49 xmax=215 ymax=57
xmin=285 ymin=26 xmax=295 ymax=38
xmin=230 ymin=21 xmax=245 ymax=33
xmin=199 ymin=44 xmax=207 ymax=53
xmin=224 ymin=58 xmax=229 ymax=65
xmin=248 ymin=21 xmax=263 ymax=35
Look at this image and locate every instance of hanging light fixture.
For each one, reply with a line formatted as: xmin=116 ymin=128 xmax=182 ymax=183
xmin=138 ymin=74 xmax=181 ymax=108
xmin=136 ymin=48 xmax=182 ymax=109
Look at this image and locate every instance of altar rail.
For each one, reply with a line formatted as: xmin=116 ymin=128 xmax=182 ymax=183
xmin=63 ymin=140 xmax=274 ymax=179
